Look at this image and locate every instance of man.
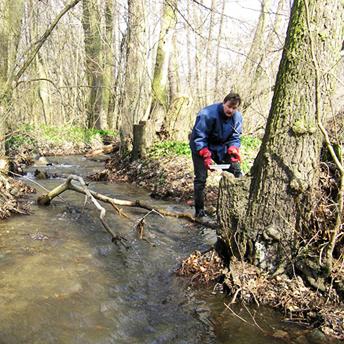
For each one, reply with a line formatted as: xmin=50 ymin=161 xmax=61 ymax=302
xmin=189 ymin=92 xmax=243 ymax=218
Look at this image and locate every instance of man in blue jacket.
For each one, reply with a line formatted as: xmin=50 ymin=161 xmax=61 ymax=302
xmin=189 ymin=92 xmax=243 ymax=218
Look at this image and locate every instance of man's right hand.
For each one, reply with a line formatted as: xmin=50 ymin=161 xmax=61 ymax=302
xmin=198 ymin=147 xmax=213 ymax=170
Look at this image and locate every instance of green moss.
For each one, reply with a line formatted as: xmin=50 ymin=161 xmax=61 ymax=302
xmin=291 ymin=119 xmax=317 ymax=135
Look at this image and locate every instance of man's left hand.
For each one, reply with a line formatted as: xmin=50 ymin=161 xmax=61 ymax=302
xmin=227 ymin=146 xmax=241 ymax=163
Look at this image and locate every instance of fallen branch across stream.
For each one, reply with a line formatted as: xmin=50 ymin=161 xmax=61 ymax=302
xmin=37 ymin=175 xmax=217 ymax=244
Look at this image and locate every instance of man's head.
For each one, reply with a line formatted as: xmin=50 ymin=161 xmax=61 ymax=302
xmin=223 ymin=92 xmax=241 ymax=118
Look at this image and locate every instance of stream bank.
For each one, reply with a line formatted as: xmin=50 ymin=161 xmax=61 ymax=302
xmin=91 ymin=148 xmax=344 ymax=341
xmin=2 ymin=143 xmax=343 ymax=341
xmin=1 ymin=155 xmax=327 ymax=344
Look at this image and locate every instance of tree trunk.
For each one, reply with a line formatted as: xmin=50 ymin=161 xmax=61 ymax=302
xmin=0 ymin=0 xmax=25 ymax=156
xmin=237 ymin=0 xmax=271 ymax=112
xmin=186 ymin=0 xmax=192 ymax=91
xmin=168 ymin=32 xmax=180 ymax=102
xmin=82 ymin=0 xmax=103 ymax=129
xmin=204 ymin=0 xmax=216 ymax=104
xmin=104 ymin=0 xmax=115 ymax=130
xmin=213 ymin=0 xmax=225 ymax=99
xmin=132 ymin=0 xmax=177 ymax=158
xmin=218 ymin=0 xmax=343 ymax=281
xmin=119 ymin=0 xmax=148 ymax=154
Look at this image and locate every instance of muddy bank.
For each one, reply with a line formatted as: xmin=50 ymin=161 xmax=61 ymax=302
xmin=95 ymin=149 xmax=344 ymax=340
xmin=0 ymin=175 xmax=35 ymax=219
xmin=177 ymin=250 xmax=344 ymax=340
xmin=90 ymin=149 xmax=225 ymax=215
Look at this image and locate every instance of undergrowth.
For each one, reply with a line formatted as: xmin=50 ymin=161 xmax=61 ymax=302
xmin=6 ymin=124 xmax=117 ymax=150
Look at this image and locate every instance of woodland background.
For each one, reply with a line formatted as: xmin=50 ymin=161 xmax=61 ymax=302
xmin=0 ymin=0 xmax=305 ymax=153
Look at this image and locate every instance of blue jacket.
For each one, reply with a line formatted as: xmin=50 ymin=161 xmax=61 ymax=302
xmin=189 ymin=102 xmax=243 ymax=161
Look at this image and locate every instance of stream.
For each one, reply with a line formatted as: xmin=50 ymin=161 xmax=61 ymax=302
xmin=0 ymin=156 xmax=339 ymax=344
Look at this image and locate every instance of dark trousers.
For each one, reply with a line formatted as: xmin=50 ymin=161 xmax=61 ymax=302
xmin=192 ymin=151 xmax=242 ymax=213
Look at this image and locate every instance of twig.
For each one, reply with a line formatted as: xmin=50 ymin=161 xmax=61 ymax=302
xmin=242 ymin=303 xmax=265 ymax=333
xmin=134 ymin=209 xmax=163 ymax=242
xmin=224 ymin=303 xmax=248 ymax=323
xmin=230 ymin=287 xmax=242 ymax=304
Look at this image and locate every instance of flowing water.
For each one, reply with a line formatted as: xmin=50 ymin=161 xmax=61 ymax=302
xmin=0 ymin=156 xmax=339 ymax=344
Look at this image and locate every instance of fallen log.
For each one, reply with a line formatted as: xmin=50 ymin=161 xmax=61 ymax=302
xmin=37 ymin=175 xmax=218 ymax=242
xmin=37 ymin=175 xmax=128 ymax=246
xmin=84 ymin=144 xmax=116 ymax=157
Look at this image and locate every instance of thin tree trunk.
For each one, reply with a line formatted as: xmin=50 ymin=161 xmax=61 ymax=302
xmin=120 ymin=0 xmax=148 ymax=154
xmin=193 ymin=2 xmax=203 ymax=109
xmin=168 ymin=32 xmax=180 ymax=101
xmin=0 ymin=0 xmax=25 ymax=156
xmin=82 ymin=0 xmax=103 ymax=129
xmin=238 ymin=0 xmax=271 ymax=110
xmin=104 ymin=0 xmax=115 ymax=130
xmin=213 ymin=0 xmax=225 ymax=99
xmin=186 ymin=1 xmax=192 ymax=91
xmin=204 ymin=0 xmax=216 ymax=104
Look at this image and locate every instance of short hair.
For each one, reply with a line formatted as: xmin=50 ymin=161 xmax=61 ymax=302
xmin=223 ymin=92 xmax=241 ymax=105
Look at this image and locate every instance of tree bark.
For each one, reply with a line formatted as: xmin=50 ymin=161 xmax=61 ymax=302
xmin=213 ymin=0 xmax=225 ymax=99
xmin=218 ymin=0 xmax=343 ymax=281
xmin=204 ymin=0 xmax=216 ymax=104
xmin=237 ymin=0 xmax=271 ymax=111
xmin=104 ymin=0 xmax=115 ymax=130
xmin=132 ymin=0 xmax=177 ymax=157
xmin=82 ymin=0 xmax=103 ymax=129
xmin=168 ymin=32 xmax=180 ymax=102
xmin=119 ymin=0 xmax=148 ymax=154
xmin=0 ymin=0 xmax=25 ymax=156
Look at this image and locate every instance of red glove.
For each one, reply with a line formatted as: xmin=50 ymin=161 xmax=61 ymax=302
xmin=198 ymin=147 xmax=213 ymax=169
xmin=227 ymin=146 xmax=241 ymax=163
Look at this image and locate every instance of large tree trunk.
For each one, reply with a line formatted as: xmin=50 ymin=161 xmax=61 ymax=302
xmin=148 ymin=0 xmax=177 ymax=129
xmin=168 ymin=32 xmax=180 ymax=102
xmin=218 ymin=0 xmax=343 ymax=282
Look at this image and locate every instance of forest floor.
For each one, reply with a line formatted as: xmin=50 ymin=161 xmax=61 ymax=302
xmin=2 ymin=132 xmax=343 ymax=340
